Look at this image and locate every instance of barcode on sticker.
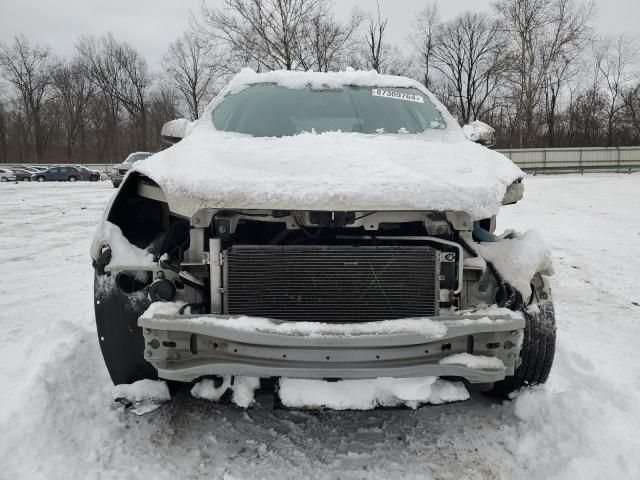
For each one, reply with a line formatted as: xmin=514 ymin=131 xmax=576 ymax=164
xmin=372 ymin=89 xmax=424 ymax=103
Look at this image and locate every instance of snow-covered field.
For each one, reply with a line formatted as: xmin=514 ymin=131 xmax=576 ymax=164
xmin=1 ymin=175 xmax=639 ymax=479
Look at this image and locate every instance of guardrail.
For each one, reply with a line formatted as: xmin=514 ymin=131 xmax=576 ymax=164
xmin=3 ymin=146 xmax=640 ymax=175
xmin=520 ymin=163 xmax=640 ymax=174
xmin=499 ymin=146 xmax=640 ymax=174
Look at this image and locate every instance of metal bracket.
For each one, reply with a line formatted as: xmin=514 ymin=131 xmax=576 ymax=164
xmin=209 ymin=238 xmax=223 ymax=314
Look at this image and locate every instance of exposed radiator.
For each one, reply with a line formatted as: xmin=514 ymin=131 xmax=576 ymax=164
xmin=225 ymin=245 xmax=439 ymax=322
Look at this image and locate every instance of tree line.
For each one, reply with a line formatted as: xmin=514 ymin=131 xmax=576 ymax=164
xmin=1 ymin=0 xmax=638 ymax=164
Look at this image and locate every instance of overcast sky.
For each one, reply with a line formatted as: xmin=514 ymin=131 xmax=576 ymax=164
xmin=1 ymin=0 xmax=638 ymax=68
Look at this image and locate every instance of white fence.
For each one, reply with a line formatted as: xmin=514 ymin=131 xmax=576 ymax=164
xmin=4 ymin=146 xmax=640 ymax=174
xmin=499 ymin=146 xmax=640 ymax=173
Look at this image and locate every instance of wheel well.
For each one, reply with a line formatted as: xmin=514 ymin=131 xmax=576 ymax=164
xmin=107 ymin=173 xmax=168 ymax=248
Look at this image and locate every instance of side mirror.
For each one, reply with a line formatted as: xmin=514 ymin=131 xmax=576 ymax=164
xmin=463 ymin=120 xmax=496 ymax=147
xmin=161 ymin=118 xmax=195 ymax=144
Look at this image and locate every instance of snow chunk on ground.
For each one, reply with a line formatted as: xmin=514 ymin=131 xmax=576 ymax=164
xmin=112 ymin=379 xmax=170 ymax=403
xmin=475 ymin=230 xmax=554 ymax=296
xmin=112 ymin=379 xmax=171 ymax=415
xmin=278 ymin=377 xmax=469 ymax=410
xmin=439 ymin=353 xmax=505 ymax=370
xmin=190 ymin=377 xmax=232 ymax=402
xmin=191 ymin=376 xmax=260 ymax=408
xmin=102 ymin=221 xmax=154 ymax=266
xmin=232 ymin=377 xmax=261 ymax=408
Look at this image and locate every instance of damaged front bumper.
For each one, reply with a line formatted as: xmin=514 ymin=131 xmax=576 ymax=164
xmin=140 ymin=312 xmax=524 ymax=384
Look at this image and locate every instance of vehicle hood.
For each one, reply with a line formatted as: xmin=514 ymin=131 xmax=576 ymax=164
xmin=133 ymin=129 xmax=524 ymax=220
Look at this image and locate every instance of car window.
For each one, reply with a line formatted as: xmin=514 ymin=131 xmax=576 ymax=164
xmin=212 ymin=84 xmax=447 ymax=137
xmin=124 ymin=153 xmax=152 ymax=164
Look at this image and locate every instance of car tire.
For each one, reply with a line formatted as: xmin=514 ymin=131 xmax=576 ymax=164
xmin=36 ymin=176 xmax=45 ymax=182
xmin=1 ymin=177 xmax=7 ymax=182
xmin=68 ymin=176 xmax=77 ymax=182
xmin=489 ymin=301 xmax=556 ymax=398
xmin=90 ymin=175 xmax=99 ymax=182
xmin=22 ymin=177 xmax=31 ymax=182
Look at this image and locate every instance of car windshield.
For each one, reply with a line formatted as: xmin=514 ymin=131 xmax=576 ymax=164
xmin=124 ymin=153 xmax=151 ymax=164
xmin=212 ymin=84 xmax=447 ymax=137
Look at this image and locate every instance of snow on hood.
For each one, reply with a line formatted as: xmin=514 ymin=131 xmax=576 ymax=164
xmin=134 ymin=69 xmax=524 ymax=219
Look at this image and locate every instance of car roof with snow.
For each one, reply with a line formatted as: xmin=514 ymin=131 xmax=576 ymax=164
xmin=131 ymin=69 xmax=524 ymax=220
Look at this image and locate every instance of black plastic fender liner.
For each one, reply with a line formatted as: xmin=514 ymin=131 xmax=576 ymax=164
xmin=94 ymin=272 xmax=157 ymax=385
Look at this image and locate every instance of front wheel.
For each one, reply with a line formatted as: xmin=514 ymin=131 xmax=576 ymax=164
xmin=1 ymin=177 xmax=8 ymax=182
xmin=22 ymin=177 xmax=31 ymax=182
xmin=490 ymin=302 xmax=556 ymax=397
xmin=68 ymin=176 xmax=77 ymax=182
xmin=36 ymin=176 xmax=45 ymax=182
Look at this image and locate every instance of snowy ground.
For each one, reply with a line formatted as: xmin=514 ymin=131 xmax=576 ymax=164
xmin=0 ymin=175 xmax=639 ymax=480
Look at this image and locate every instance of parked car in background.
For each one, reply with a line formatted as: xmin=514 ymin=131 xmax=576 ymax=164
xmin=11 ymin=167 xmax=38 ymax=181
xmin=1 ymin=168 xmax=17 ymax=182
xmin=110 ymin=152 xmax=152 ymax=187
xmin=75 ymin=165 xmax=102 ymax=181
xmin=32 ymin=165 xmax=86 ymax=182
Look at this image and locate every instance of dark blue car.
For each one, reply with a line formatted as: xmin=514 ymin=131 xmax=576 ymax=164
xmin=32 ymin=166 xmax=87 ymax=182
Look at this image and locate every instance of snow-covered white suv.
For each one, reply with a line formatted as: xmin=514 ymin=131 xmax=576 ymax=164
xmin=91 ymin=69 xmax=555 ymax=406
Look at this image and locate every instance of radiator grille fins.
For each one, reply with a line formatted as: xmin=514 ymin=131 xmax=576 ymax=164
xmin=225 ymin=245 xmax=438 ymax=322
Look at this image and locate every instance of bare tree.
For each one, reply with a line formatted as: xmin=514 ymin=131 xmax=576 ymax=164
xmin=542 ymin=53 xmax=575 ymax=146
xmin=76 ymin=35 xmax=121 ymax=159
xmin=623 ymin=84 xmax=640 ymax=144
xmin=594 ymin=35 xmax=639 ymax=146
xmin=358 ymin=2 xmax=412 ymax=75
xmin=164 ymin=30 xmax=221 ymax=120
xmin=77 ymin=34 xmax=151 ymax=149
xmin=199 ymin=0 xmax=322 ymax=71
xmin=432 ymin=12 xmax=507 ymax=124
xmin=54 ymin=59 xmax=94 ymax=160
xmin=0 ymin=96 xmax=8 ymax=162
xmin=495 ymin=0 xmax=594 ymax=146
xmin=148 ymin=87 xmax=181 ymax=149
xmin=363 ymin=2 xmax=388 ymax=72
xmin=412 ymin=2 xmax=440 ymax=88
xmin=0 ymin=36 xmax=58 ymax=161
xmin=297 ymin=8 xmax=363 ymax=72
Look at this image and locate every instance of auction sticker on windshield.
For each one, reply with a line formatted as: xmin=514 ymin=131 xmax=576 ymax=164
xmin=372 ymin=89 xmax=424 ymax=103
